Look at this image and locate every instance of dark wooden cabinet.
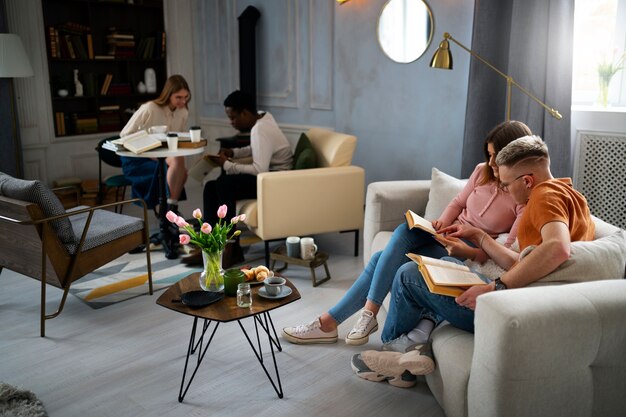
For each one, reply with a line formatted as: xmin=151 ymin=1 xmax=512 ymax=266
xmin=42 ymin=0 xmax=166 ymax=137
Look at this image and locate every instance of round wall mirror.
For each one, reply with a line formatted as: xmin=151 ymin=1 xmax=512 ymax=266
xmin=377 ymin=0 xmax=434 ymax=63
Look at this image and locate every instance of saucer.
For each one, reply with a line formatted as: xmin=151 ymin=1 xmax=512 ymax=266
xmin=257 ymin=286 xmax=292 ymax=300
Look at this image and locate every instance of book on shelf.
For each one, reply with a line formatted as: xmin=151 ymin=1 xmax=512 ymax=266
xmin=86 ymin=33 xmax=94 ymax=59
xmin=94 ymin=55 xmax=115 ymax=60
xmin=114 ymin=130 xmax=163 ymax=154
xmin=63 ymin=35 xmax=76 ymax=59
xmin=406 ymin=253 xmax=487 ymax=297
xmin=100 ymin=74 xmax=113 ymax=95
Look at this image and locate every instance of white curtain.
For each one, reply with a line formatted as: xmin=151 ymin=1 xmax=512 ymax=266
xmin=462 ymin=0 xmax=575 ymax=178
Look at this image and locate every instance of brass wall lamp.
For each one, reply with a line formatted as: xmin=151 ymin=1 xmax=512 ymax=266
xmin=430 ymin=32 xmax=562 ymax=121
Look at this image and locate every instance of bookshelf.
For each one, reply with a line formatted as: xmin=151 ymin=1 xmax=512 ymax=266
xmin=42 ymin=0 xmax=166 ymax=137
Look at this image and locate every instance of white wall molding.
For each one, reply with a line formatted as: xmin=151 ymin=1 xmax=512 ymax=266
xmin=308 ymin=0 xmax=333 ymax=110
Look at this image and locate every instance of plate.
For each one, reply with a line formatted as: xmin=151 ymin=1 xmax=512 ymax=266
xmin=180 ymin=291 xmax=224 ymax=308
xmin=257 ymin=286 xmax=293 ymax=300
xmin=244 ymin=279 xmax=264 ymax=286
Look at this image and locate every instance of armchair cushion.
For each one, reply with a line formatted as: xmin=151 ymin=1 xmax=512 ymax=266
xmin=0 ymin=172 xmax=75 ymax=245
xmin=292 ymin=133 xmax=318 ymax=170
xmin=424 ymin=168 xmax=466 ymax=220
xmin=66 ymin=206 xmax=145 ymax=254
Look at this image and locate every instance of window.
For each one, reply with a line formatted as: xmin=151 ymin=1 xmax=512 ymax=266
xmin=572 ymin=0 xmax=626 ymax=108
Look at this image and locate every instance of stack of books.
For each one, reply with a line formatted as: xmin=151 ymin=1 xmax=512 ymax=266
xmin=74 ymin=115 xmax=98 ymax=134
xmin=106 ymin=28 xmax=135 ymax=58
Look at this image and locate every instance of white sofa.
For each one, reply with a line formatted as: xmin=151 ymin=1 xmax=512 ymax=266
xmin=364 ymin=170 xmax=626 ymax=417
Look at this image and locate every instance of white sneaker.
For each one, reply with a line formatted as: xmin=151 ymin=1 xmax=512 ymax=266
xmin=345 ymin=310 xmax=379 ymax=346
xmin=282 ymin=317 xmax=338 ymax=344
xmin=381 ymin=334 xmax=419 ymax=353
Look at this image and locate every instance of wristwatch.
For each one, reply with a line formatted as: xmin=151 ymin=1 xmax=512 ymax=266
xmin=494 ymin=277 xmax=508 ymax=291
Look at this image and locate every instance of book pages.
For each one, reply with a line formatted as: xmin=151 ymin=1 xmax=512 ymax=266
xmin=405 ymin=210 xmax=437 ymax=235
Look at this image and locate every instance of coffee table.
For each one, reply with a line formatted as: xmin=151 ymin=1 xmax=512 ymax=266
xmin=156 ymin=273 xmax=301 ymax=402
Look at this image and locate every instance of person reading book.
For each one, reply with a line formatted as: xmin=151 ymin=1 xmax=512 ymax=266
xmin=351 ymin=135 xmax=595 ymax=388
xmin=119 ymin=74 xmax=191 ymax=213
xmin=181 ymin=90 xmax=293 ymax=268
xmin=282 ymin=120 xmax=531 ymax=349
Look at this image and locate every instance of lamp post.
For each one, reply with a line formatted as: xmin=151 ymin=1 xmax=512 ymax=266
xmin=430 ymin=32 xmax=562 ymax=121
xmin=0 ymin=33 xmax=34 ymax=178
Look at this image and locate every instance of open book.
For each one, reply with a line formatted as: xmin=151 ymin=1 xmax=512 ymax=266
xmin=406 ymin=253 xmax=487 ymax=297
xmin=113 ymin=130 xmax=162 ymax=154
xmin=405 ymin=209 xmax=441 ymax=236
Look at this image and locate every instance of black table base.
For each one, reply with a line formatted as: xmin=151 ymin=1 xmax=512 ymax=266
xmin=177 ymin=312 xmax=284 ymax=403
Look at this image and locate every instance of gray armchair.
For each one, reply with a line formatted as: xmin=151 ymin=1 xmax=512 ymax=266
xmin=0 ymin=172 xmax=153 ymax=337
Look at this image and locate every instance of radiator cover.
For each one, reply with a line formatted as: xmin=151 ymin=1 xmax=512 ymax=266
xmin=573 ymin=131 xmax=626 ymax=230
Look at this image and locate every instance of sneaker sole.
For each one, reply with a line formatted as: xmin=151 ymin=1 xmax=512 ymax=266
xmin=282 ymin=331 xmax=338 ymax=345
xmin=350 ymin=361 xmax=416 ymax=388
xmin=398 ymin=350 xmax=436 ymax=375
xmin=345 ymin=323 xmax=379 ymax=346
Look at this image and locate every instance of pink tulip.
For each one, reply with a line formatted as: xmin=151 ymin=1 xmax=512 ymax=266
xmin=192 ymin=209 xmax=202 ymax=219
xmin=217 ymin=204 xmax=228 ymax=219
xmin=175 ymin=216 xmax=188 ymax=227
xmin=238 ymin=213 xmax=247 ymax=222
xmin=166 ymin=210 xmax=178 ymax=223
xmin=179 ymin=234 xmax=191 ymax=245
xmin=231 ymin=216 xmax=239 ymax=224
xmin=201 ymin=223 xmax=212 ymax=234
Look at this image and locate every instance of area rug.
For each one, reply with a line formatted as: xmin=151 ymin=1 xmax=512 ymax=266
xmin=0 ymin=383 xmax=47 ymax=417
xmin=69 ymin=250 xmax=202 ymax=309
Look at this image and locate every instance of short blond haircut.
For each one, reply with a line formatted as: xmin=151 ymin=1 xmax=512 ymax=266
xmin=495 ymin=135 xmax=549 ymax=168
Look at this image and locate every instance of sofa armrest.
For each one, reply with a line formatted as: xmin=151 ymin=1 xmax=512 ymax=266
xmin=469 ymin=280 xmax=626 ymax=417
xmin=363 ymin=180 xmax=431 ymax=262
xmin=253 ymin=166 xmax=365 ymax=240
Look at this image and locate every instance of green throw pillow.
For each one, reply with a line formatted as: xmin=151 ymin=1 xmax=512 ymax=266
xmin=292 ymin=133 xmax=317 ymax=170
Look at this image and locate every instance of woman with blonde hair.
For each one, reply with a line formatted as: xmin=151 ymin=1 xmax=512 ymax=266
xmin=120 ymin=74 xmax=191 ymax=213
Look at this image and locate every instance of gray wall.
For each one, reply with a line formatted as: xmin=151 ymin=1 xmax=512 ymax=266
xmin=193 ymin=0 xmax=475 ymax=184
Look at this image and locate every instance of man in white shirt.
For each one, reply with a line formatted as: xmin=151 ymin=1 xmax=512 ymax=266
xmin=182 ymin=90 xmax=293 ymax=267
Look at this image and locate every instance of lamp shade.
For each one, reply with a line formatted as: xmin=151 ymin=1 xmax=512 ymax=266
xmin=0 ymin=33 xmax=34 ymax=78
xmin=430 ymin=39 xmax=453 ymax=69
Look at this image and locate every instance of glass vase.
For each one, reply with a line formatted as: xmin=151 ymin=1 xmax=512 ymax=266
xmin=598 ymin=75 xmax=611 ymax=108
xmin=199 ymin=250 xmax=224 ymax=292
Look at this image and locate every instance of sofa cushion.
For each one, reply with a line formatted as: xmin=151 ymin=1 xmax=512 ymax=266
xmin=292 ymin=133 xmax=318 ymax=170
xmin=523 ymin=228 xmax=626 ymax=285
xmin=0 ymin=172 xmax=76 ymax=245
xmin=424 ymin=168 xmax=466 ymax=220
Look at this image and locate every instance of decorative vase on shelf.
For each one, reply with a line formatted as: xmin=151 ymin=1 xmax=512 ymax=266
xmin=199 ymin=250 xmax=224 ymax=292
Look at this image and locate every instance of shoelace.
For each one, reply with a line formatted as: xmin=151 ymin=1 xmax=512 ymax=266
xmin=292 ymin=319 xmax=320 ymax=335
xmin=353 ymin=312 xmax=373 ymax=333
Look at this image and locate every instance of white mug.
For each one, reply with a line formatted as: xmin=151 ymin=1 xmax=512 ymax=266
xmin=286 ymin=236 xmax=300 ymax=258
xmin=300 ymin=237 xmax=317 ymax=260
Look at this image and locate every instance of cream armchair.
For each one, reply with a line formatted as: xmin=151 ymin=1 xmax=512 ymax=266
xmin=237 ymin=128 xmax=365 ymax=265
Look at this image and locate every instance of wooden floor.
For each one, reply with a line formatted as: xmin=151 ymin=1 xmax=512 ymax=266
xmin=0 ymin=231 xmax=445 ymax=417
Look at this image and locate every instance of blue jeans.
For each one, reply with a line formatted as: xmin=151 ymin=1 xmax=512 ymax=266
xmin=380 ymin=258 xmax=488 ymax=341
xmin=328 ymin=223 xmax=447 ymax=324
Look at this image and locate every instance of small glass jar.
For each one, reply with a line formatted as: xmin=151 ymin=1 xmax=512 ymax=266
xmin=237 ymin=283 xmax=252 ymax=308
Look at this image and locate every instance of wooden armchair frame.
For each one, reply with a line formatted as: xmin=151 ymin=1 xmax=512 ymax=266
xmin=0 ymin=195 xmax=152 ymax=337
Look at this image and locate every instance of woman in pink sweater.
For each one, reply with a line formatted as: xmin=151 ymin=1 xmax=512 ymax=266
xmin=283 ymin=120 xmax=532 ymax=347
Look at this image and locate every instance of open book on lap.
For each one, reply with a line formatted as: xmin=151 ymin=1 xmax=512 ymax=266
xmin=406 ymin=253 xmax=487 ymax=297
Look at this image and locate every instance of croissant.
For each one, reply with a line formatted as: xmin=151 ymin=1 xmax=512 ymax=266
xmin=256 ymin=271 xmax=268 ymax=281
xmin=242 ymin=269 xmax=255 ymax=282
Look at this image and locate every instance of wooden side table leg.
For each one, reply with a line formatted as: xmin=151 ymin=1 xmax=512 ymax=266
xmin=311 ymin=261 xmax=331 ymax=287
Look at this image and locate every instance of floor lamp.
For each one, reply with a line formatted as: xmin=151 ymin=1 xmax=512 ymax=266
xmin=0 ymin=33 xmax=34 ymax=178
xmin=430 ymin=32 xmax=562 ymax=121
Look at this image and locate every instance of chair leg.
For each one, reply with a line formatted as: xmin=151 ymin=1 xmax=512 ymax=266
xmin=353 ymin=229 xmax=359 ymax=257
xmin=264 ymin=241 xmax=270 ymax=267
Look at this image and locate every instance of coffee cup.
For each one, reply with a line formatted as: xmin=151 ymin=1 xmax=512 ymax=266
xmin=300 ymin=237 xmax=317 ymax=260
xmin=149 ymin=125 xmax=168 ymax=134
xmin=167 ymin=133 xmax=178 ymax=151
xmin=263 ymin=276 xmax=286 ymax=296
xmin=189 ymin=126 xmax=201 ymax=143
xmin=286 ymin=236 xmax=300 ymax=258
